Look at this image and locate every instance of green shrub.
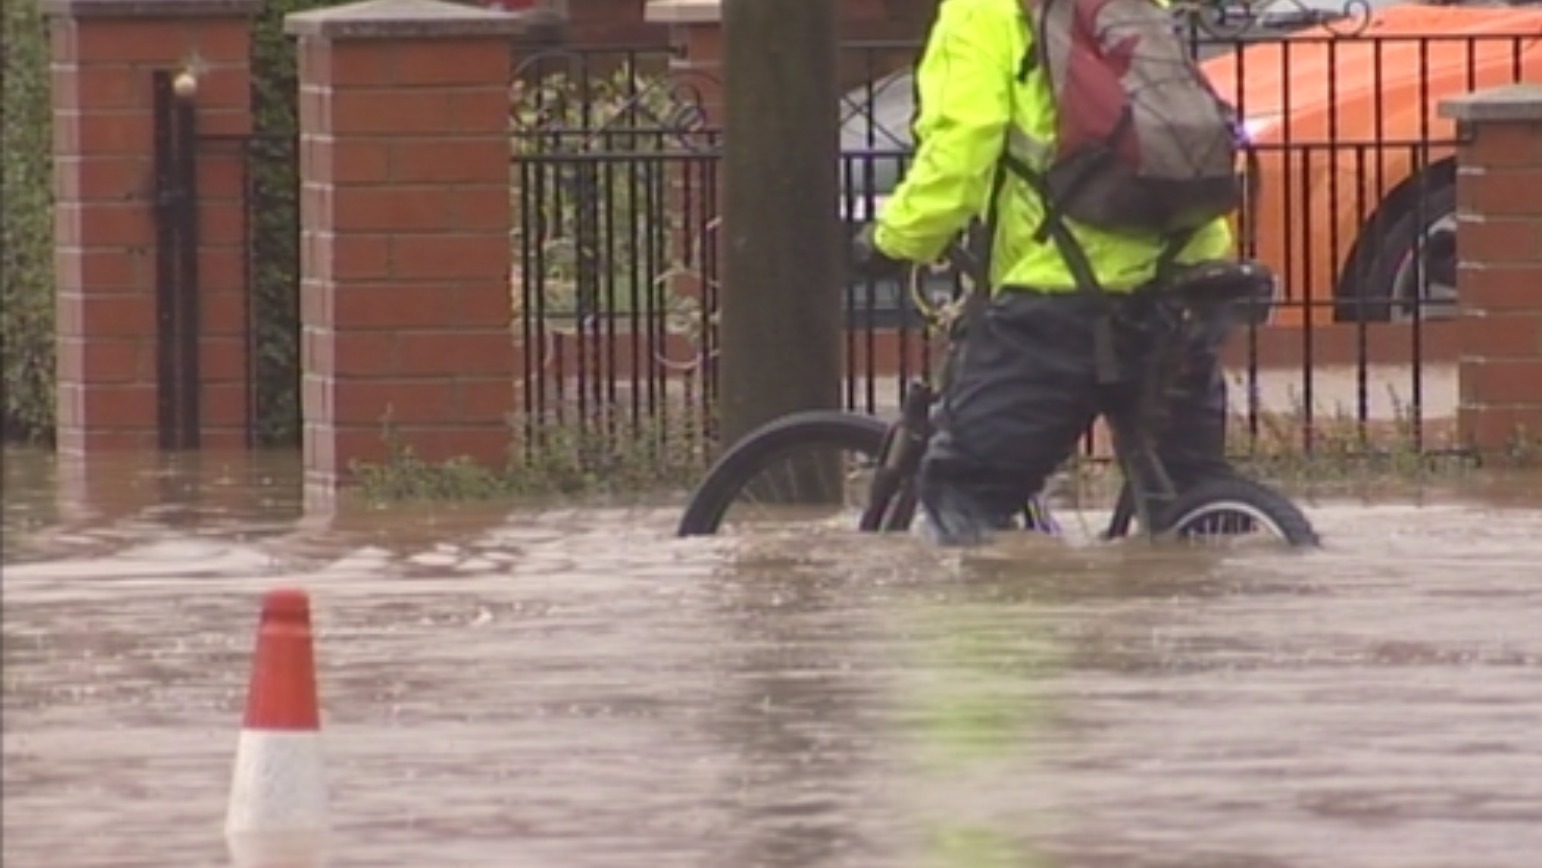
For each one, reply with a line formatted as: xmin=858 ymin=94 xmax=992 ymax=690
xmin=1 ymin=0 xmax=56 ymax=444
xmin=351 ymin=409 xmax=710 ymax=504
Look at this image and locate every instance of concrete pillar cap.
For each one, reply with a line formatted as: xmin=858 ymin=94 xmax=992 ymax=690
xmin=284 ymin=0 xmax=530 ymax=40
xmin=41 ymin=0 xmax=262 ymax=19
xmin=1440 ymin=84 xmax=1542 ymax=124
xmin=644 ymin=0 xmax=721 ymax=25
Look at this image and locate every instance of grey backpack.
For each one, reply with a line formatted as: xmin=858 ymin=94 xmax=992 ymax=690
xmin=1007 ymin=0 xmax=1244 ymax=238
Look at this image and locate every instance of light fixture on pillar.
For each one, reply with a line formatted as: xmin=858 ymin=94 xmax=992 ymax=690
xmin=173 ymin=51 xmax=207 ymax=101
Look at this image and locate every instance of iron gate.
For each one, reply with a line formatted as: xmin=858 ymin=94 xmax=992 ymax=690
xmin=151 ymin=68 xmax=298 ymax=450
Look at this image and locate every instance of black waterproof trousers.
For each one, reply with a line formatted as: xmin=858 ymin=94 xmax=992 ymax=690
xmin=918 ymin=288 xmax=1233 ymax=545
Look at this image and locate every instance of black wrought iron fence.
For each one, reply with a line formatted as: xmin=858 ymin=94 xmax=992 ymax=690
xmin=508 ymin=24 xmax=1540 ymax=465
xmin=1187 ymin=27 xmax=1533 ymax=462
xmin=830 ymin=26 xmax=1538 ymax=462
xmin=510 ymin=45 xmax=721 ymax=462
xmin=155 ymin=69 xmax=300 ymax=452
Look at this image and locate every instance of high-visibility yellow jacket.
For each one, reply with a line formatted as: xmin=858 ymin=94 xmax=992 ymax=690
xmin=873 ymin=0 xmax=1234 ymax=293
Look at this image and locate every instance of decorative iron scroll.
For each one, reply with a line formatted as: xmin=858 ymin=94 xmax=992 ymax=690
xmin=510 ymin=47 xmax=721 ymax=373
xmin=510 ymin=47 xmax=718 ymax=145
xmin=1174 ymin=0 xmax=1377 ymax=40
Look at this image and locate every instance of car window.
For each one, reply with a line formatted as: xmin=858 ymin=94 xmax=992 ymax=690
xmin=838 ymin=68 xmax=915 ymax=199
xmin=839 ymin=69 xmax=913 ymax=151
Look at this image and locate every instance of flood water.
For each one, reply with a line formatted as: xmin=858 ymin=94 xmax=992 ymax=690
xmin=4 ymin=448 xmax=1542 ymax=867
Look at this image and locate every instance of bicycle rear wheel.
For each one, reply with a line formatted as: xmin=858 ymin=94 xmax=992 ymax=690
xmin=677 ymin=411 xmax=893 ymax=537
xmin=1155 ymin=475 xmax=1319 ymax=548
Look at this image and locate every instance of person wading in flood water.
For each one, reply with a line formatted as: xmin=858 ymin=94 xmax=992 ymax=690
xmin=849 ymin=0 xmax=1249 ymax=546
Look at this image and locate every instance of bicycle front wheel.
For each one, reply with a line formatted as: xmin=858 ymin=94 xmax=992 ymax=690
xmin=677 ymin=411 xmax=893 ymax=537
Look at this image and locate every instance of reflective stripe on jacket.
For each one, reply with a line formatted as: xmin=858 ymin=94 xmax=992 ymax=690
xmin=872 ymin=0 xmax=1234 ymax=294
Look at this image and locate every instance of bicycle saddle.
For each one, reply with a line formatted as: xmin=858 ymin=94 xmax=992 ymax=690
xmin=1160 ymin=259 xmax=1276 ymax=308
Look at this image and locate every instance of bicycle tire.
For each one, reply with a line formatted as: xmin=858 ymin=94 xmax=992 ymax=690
xmin=1156 ymin=475 xmax=1320 ymax=548
xmin=677 ymin=411 xmax=891 ymax=537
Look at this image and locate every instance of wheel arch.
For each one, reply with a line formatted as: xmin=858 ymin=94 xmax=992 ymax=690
xmin=1332 ymin=156 xmax=1457 ymax=318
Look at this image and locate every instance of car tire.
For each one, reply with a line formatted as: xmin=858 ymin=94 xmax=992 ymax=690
xmin=1337 ymin=181 xmax=1458 ymax=324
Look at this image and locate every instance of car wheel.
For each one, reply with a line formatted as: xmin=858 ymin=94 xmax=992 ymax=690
xmin=1338 ymin=182 xmax=1458 ymax=323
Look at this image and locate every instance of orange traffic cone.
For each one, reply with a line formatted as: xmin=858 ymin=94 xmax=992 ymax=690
xmin=225 ymin=588 xmax=329 ymax=864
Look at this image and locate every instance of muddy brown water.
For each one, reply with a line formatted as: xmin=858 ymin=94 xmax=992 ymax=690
xmin=4 ymin=449 xmax=1542 ymax=867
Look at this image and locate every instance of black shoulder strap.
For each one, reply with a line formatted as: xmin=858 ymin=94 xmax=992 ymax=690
xmin=999 ymin=151 xmax=1104 ymax=298
xmin=974 ymin=158 xmax=1011 ymax=281
xmin=1155 ymin=227 xmax=1198 ymax=283
xmin=999 ymin=150 xmax=1123 ymax=382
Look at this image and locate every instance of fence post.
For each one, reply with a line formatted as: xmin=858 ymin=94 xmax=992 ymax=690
xmin=284 ymin=0 xmax=527 ymax=489
xmin=44 ymin=0 xmax=260 ymax=455
xmin=1439 ymin=84 xmax=1542 ymax=456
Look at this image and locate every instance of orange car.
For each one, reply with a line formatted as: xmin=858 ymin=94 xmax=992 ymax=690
xmin=1200 ymin=3 xmax=1542 ymax=325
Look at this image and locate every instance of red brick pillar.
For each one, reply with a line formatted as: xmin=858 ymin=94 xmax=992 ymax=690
xmin=1440 ymin=84 xmax=1542 ymax=455
xmin=45 ymin=0 xmax=260 ymax=455
xmin=285 ymin=0 xmax=527 ymax=487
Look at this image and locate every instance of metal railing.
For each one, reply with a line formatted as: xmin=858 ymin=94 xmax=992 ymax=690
xmin=507 ymin=26 xmax=1537 ymax=464
xmin=511 ymin=44 xmax=722 ymax=457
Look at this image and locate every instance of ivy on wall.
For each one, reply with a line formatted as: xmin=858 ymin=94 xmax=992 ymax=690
xmin=248 ymin=0 xmax=349 ymax=447
xmin=1 ymin=0 xmax=57 ymax=444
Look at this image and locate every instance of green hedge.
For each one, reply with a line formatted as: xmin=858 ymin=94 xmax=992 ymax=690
xmin=1 ymin=0 xmax=56 ymax=444
xmin=250 ymin=0 xmax=348 ymax=447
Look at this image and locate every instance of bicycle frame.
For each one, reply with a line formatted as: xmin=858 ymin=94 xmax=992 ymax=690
xmin=859 ymin=246 xmax=1264 ymax=541
xmin=1099 ymin=295 xmax=1225 ymax=540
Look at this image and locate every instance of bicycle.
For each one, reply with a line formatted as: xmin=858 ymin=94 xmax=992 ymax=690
xmin=676 ymin=245 xmax=1319 ymax=548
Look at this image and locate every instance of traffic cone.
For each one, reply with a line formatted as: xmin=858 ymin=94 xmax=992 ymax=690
xmin=225 ymin=588 xmax=329 ymax=863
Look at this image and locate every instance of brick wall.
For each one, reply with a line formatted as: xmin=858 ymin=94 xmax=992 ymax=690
xmin=1440 ymin=85 xmax=1542 ymax=454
